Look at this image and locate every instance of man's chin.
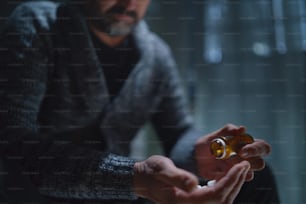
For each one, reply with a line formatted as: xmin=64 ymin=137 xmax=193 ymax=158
xmin=108 ymin=22 xmax=135 ymax=36
xmin=89 ymin=19 xmax=136 ymax=36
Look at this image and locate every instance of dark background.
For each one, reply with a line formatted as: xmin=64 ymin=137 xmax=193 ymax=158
xmin=1 ymin=1 xmax=305 ymax=203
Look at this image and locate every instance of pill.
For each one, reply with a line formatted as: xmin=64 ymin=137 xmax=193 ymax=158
xmin=197 ymin=185 xmax=207 ymax=189
xmin=207 ymin=180 xmax=216 ymax=187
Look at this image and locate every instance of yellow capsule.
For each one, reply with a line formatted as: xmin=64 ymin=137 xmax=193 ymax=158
xmin=210 ymin=134 xmax=254 ymax=159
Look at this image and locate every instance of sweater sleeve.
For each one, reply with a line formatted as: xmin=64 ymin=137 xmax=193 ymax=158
xmin=0 ymin=2 xmax=136 ymax=201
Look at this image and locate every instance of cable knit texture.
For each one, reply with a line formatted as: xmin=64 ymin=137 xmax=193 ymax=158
xmin=0 ymin=1 xmax=198 ymax=201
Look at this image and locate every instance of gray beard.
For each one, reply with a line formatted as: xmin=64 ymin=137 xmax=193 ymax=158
xmin=89 ymin=18 xmax=136 ymax=36
xmin=108 ymin=21 xmax=135 ymax=36
xmin=84 ymin=4 xmax=138 ymax=36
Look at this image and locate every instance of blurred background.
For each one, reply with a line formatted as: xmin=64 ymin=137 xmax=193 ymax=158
xmin=1 ymin=0 xmax=305 ymax=203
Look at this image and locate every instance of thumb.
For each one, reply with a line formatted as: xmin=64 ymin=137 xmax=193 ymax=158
xmin=155 ymin=158 xmax=198 ymax=192
xmin=208 ymin=124 xmax=247 ymax=140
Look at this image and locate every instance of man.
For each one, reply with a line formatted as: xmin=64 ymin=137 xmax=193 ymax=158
xmin=0 ymin=0 xmax=279 ymax=203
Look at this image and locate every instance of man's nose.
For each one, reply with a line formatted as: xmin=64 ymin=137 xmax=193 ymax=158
xmin=118 ymin=0 xmax=137 ymax=10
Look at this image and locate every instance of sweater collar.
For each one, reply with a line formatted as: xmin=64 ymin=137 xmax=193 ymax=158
xmin=57 ymin=2 xmax=155 ymax=105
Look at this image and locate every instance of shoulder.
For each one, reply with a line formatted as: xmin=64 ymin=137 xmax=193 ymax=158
xmin=151 ymin=33 xmax=173 ymax=60
xmin=134 ymin=21 xmax=176 ymax=68
xmin=145 ymin=24 xmax=173 ymax=59
xmin=148 ymin=30 xmax=178 ymax=76
xmin=5 ymin=1 xmax=60 ymax=32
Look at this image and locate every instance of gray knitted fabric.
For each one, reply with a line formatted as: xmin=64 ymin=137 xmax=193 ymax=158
xmin=0 ymin=1 xmax=199 ymax=201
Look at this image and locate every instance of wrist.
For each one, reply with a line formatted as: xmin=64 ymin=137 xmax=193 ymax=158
xmin=133 ymin=161 xmax=147 ymax=198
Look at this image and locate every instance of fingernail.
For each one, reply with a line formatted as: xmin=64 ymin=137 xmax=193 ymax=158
xmin=240 ymin=151 xmax=249 ymax=158
xmin=185 ymin=179 xmax=196 ymax=192
xmin=242 ymin=153 xmax=248 ymax=158
xmin=243 ymin=161 xmax=251 ymax=171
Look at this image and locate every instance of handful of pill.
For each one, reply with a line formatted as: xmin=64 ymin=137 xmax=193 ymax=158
xmin=197 ymin=180 xmax=216 ymax=189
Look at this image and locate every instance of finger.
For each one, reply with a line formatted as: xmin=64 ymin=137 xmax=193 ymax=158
xmin=174 ymin=162 xmax=249 ymax=204
xmin=157 ymin=164 xmax=199 ymax=192
xmin=212 ymin=155 xmax=244 ymax=180
xmin=239 ymin=139 xmax=271 ymax=158
xmin=230 ymin=155 xmax=265 ymax=172
xmin=225 ymin=162 xmax=249 ymax=203
xmin=247 ymin=157 xmax=266 ymax=171
xmin=207 ymin=124 xmax=246 ymax=141
xmin=219 ymin=124 xmax=246 ymax=136
xmin=226 ymin=156 xmax=260 ymax=182
xmin=214 ymin=161 xmax=250 ymax=198
xmin=245 ymin=170 xmax=254 ymax=181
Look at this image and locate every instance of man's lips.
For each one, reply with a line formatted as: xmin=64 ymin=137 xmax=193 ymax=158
xmin=112 ymin=13 xmax=135 ymax=22
xmin=106 ymin=6 xmax=137 ymax=23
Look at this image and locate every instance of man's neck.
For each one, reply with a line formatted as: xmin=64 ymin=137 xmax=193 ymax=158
xmin=89 ymin=24 xmax=128 ymax=47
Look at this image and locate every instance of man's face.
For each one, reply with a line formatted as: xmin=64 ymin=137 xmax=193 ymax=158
xmin=85 ymin=0 xmax=151 ymax=36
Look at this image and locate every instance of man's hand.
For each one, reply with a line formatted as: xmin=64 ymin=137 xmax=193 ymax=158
xmin=195 ymin=124 xmax=271 ymax=181
xmin=133 ymin=155 xmax=250 ymax=204
xmin=133 ymin=155 xmax=198 ymax=203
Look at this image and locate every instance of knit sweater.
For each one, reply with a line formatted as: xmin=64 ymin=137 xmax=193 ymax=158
xmin=0 ymin=1 xmax=200 ymax=201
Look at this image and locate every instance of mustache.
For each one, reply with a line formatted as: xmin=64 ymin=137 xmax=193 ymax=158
xmin=106 ymin=6 xmax=137 ymax=20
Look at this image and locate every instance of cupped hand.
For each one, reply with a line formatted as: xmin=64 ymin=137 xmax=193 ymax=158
xmin=195 ymin=124 xmax=271 ymax=181
xmin=133 ymin=155 xmax=251 ymax=204
xmin=176 ymin=160 xmax=250 ymax=204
